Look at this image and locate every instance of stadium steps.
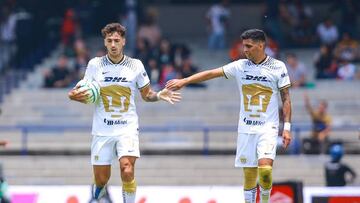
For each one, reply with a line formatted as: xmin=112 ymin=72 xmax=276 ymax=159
xmin=1 ymin=155 xmax=360 ymax=186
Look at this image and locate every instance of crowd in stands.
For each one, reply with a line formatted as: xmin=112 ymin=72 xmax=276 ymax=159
xmin=228 ymin=0 xmax=360 ymax=86
xmin=43 ymin=3 xmax=204 ymax=90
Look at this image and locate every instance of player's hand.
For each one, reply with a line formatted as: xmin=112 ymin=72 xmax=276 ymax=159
xmin=158 ymin=88 xmax=181 ymax=104
xmin=68 ymin=86 xmax=90 ymax=104
xmin=282 ymin=130 xmax=292 ymax=149
xmin=165 ymin=79 xmax=187 ymax=91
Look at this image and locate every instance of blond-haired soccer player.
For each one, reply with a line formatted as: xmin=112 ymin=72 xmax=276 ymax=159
xmin=68 ymin=23 xmax=181 ymax=203
xmin=166 ymin=29 xmax=292 ymax=203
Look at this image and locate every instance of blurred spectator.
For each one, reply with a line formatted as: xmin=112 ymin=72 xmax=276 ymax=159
xmin=43 ymin=56 xmax=72 ymax=88
xmin=289 ymin=18 xmax=316 ymax=47
xmin=286 ymin=53 xmax=306 ymax=87
xmin=334 ymin=32 xmax=360 ymax=62
xmin=137 ymin=7 xmax=161 ymax=49
xmin=120 ymin=0 xmax=142 ymax=56
xmin=229 ymin=37 xmax=245 ymax=61
xmin=265 ymin=35 xmax=280 ymax=58
xmin=314 ymin=45 xmax=338 ymax=79
xmin=134 ymin=37 xmax=151 ymax=65
xmin=206 ymin=0 xmax=230 ymax=50
xmin=337 ymin=59 xmax=357 ymax=80
xmin=325 ymin=144 xmax=357 ymax=186
xmin=0 ymin=142 xmax=9 ymax=203
xmin=159 ymin=63 xmax=179 ymax=88
xmin=329 ymin=0 xmax=360 ymax=38
xmin=304 ymin=93 xmax=332 ymax=154
xmin=147 ymin=58 xmax=160 ymax=88
xmin=61 ymin=8 xmax=79 ymax=53
xmin=263 ymin=0 xmax=285 ymax=47
xmin=316 ymin=17 xmax=339 ymax=47
xmin=173 ymin=44 xmax=190 ymax=68
xmin=0 ymin=5 xmax=17 ymax=70
xmin=180 ymin=57 xmax=206 ymax=88
xmin=157 ymin=38 xmax=173 ymax=66
xmin=74 ymin=0 xmax=94 ymax=38
xmin=0 ymin=176 xmax=9 ymax=203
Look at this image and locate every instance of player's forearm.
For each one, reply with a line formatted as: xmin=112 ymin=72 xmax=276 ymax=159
xmin=184 ymin=69 xmax=222 ymax=85
xmin=281 ymin=88 xmax=292 ymax=123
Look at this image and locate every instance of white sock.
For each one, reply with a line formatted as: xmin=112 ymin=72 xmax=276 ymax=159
xmin=260 ymin=186 xmax=271 ymax=203
xmin=122 ymin=190 xmax=136 ymax=203
xmin=244 ymin=187 xmax=257 ymax=203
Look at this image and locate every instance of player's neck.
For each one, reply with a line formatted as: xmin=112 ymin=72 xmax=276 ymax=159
xmin=107 ymin=53 xmax=124 ymax=64
xmin=253 ymin=54 xmax=267 ymax=65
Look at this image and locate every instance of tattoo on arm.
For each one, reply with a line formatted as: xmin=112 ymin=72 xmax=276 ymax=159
xmin=280 ymin=88 xmax=292 ymax=123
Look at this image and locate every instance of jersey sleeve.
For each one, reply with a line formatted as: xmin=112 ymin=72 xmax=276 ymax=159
xmin=222 ymin=60 xmax=240 ymax=79
xmin=135 ymin=60 xmax=150 ymax=89
xmin=278 ymin=62 xmax=291 ymax=90
xmin=83 ymin=58 xmax=97 ymax=81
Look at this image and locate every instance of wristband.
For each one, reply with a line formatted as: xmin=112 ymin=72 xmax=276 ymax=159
xmin=284 ymin=122 xmax=291 ymax=131
xmin=156 ymin=91 xmax=162 ymax=101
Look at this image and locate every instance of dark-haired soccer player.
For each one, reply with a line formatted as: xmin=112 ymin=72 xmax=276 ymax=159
xmin=167 ymin=29 xmax=292 ymax=203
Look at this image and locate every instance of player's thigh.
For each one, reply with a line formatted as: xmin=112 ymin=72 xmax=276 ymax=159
xmin=235 ymin=133 xmax=259 ymax=167
xmin=257 ymin=130 xmax=278 ymax=163
xmin=91 ymin=135 xmax=117 ymax=165
xmin=115 ymin=134 xmax=140 ymax=159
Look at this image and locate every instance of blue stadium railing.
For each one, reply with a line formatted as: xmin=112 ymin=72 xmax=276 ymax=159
xmin=0 ymin=124 xmax=359 ymax=155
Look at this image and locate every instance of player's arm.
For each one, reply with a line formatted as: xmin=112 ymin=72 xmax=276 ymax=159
xmin=280 ymin=87 xmax=292 ymax=149
xmin=139 ymin=85 xmax=181 ymax=104
xmin=166 ymin=67 xmax=224 ymax=90
xmin=304 ymin=92 xmax=316 ymax=117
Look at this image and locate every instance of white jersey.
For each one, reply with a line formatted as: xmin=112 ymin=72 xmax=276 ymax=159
xmin=222 ymin=56 xmax=291 ymax=134
xmin=84 ymin=55 xmax=150 ymax=136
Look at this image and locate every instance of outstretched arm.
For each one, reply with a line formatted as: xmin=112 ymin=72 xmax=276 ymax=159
xmin=140 ymin=85 xmax=181 ymax=104
xmin=280 ymin=87 xmax=292 ymax=149
xmin=166 ymin=68 xmax=224 ymax=91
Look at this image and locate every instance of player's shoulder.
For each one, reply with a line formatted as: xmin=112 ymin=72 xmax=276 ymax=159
xmin=122 ymin=55 xmax=145 ymax=71
xmin=88 ymin=56 xmax=106 ymax=67
xmin=262 ymin=56 xmax=286 ymax=71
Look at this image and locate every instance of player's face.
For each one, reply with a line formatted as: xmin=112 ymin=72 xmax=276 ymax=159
xmin=242 ymin=39 xmax=264 ymax=62
xmin=104 ymin=32 xmax=125 ymax=57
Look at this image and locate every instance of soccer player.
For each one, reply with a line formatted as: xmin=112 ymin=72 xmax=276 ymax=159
xmin=166 ymin=29 xmax=292 ymax=203
xmin=68 ymin=23 xmax=181 ymax=203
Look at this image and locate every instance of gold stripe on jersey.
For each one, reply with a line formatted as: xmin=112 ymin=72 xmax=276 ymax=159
xmin=279 ymin=84 xmax=291 ymax=90
xmin=242 ymin=83 xmax=273 ymax=117
xmin=100 ymin=85 xmax=131 ymax=118
xmin=222 ymin=67 xmax=229 ymax=79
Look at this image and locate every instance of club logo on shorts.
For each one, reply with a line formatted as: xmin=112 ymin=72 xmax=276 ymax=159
xmin=94 ymin=155 xmax=99 ymax=161
xmin=240 ymin=156 xmax=247 ymax=164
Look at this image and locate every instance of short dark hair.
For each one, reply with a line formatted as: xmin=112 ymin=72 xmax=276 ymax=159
xmin=101 ymin=23 xmax=126 ymax=38
xmin=241 ymin=29 xmax=266 ymax=42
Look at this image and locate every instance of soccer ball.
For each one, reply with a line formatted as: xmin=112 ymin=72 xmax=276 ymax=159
xmin=75 ymin=79 xmax=100 ymax=104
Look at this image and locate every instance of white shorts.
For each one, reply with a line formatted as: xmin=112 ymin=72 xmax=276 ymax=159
xmin=234 ymin=130 xmax=278 ymax=168
xmin=91 ymin=134 xmax=140 ymax=165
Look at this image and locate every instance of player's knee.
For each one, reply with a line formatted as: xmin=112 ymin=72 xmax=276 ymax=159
xmin=243 ymin=167 xmax=258 ymax=190
xmin=121 ymin=162 xmax=134 ymax=179
xmin=258 ymin=165 xmax=272 ymax=190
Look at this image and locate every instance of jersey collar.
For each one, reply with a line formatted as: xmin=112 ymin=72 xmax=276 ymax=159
xmin=106 ymin=54 xmax=126 ymax=65
xmin=250 ymin=55 xmax=269 ymax=66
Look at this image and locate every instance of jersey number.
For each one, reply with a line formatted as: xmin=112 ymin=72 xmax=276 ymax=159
xmin=100 ymin=85 xmax=131 ymax=118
